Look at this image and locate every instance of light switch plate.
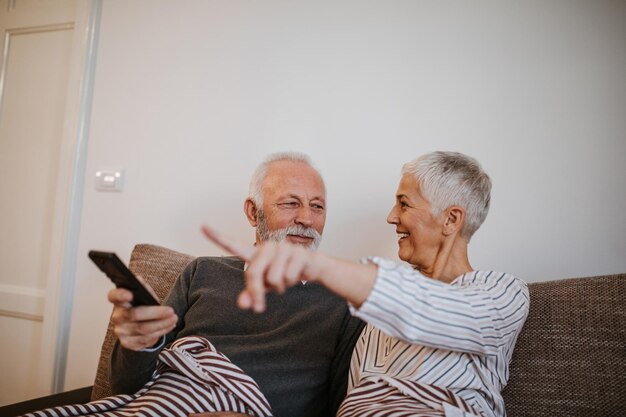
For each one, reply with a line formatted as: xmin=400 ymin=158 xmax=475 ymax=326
xmin=95 ymin=169 xmax=124 ymax=192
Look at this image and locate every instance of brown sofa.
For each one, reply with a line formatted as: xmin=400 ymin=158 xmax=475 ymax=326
xmin=2 ymin=244 xmax=625 ymax=416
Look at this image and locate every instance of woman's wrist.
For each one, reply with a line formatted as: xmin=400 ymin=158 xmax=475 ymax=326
xmin=312 ymin=253 xmax=378 ymax=306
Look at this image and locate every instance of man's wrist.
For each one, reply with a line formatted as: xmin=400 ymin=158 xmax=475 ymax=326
xmin=139 ymin=335 xmax=166 ymax=352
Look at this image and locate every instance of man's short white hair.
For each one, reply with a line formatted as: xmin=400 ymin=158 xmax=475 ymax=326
xmin=402 ymin=151 xmax=492 ymax=240
xmin=248 ymin=152 xmax=323 ymax=205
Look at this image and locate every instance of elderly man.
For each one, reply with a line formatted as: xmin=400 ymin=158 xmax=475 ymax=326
xmin=107 ymin=152 xmax=364 ymax=417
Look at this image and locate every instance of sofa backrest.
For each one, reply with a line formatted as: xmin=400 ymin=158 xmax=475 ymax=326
xmin=503 ymin=273 xmax=626 ymax=417
xmin=92 ymin=245 xmax=626 ymax=416
xmin=91 ymin=244 xmax=195 ymax=401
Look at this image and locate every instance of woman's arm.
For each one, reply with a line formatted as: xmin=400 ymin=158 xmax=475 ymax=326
xmin=202 ymin=225 xmax=378 ymax=312
xmin=241 ymin=242 xmax=379 ymax=312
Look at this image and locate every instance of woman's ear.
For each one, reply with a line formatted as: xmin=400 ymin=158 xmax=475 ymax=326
xmin=244 ymin=199 xmax=258 ymax=227
xmin=443 ymin=205 xmax=465 ymax=236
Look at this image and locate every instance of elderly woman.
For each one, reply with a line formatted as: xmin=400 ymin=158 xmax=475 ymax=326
xmin=203 ymin=151 xmax=529 ymax=417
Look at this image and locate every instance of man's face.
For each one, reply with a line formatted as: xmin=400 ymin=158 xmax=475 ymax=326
xmin=253 ymin=160 xmax=326 ymax=249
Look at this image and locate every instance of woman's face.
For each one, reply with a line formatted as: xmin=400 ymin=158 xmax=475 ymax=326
xmin=386 ymin=174 xmax=445 ymax=273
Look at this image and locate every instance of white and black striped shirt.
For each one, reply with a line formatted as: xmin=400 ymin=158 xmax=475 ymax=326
xmin=346 ymin=257 xmax=529 ymax=417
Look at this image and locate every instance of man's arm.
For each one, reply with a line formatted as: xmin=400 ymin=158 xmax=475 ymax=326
xmin=109 ymin=260 xmax=198 ymax=394
xmin=109 ymin=339 xmax=161 ymax=394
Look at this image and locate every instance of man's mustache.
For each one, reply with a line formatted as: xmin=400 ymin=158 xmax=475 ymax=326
xmin=267 ymin=225 xmax=322 ymax=249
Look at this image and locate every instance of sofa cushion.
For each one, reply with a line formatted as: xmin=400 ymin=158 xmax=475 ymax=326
xmin=502 ymin=273 xmax=626 ymax=417
xmin=91 ymin=244 xmax=195 ymax=401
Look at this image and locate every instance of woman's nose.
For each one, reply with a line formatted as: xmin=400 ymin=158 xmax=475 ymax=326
xmin=387 ymin=206 xmax=399 ymax=224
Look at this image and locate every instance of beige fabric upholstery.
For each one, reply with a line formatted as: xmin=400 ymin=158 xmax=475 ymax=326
xmin=91 ymin=244 xmax=626 ymax=416
xmin=91 ymin=244 xmax=195 ymax=401
xmin=503 ymin=273 xmax=626 ymax=417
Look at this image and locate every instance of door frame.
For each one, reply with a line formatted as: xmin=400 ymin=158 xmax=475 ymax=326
xmin=34 ymin=0 xmax=102 ymax=394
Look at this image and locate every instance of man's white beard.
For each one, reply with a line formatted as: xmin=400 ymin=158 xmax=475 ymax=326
xmin=256 ymin=209 xmax=322 ymax=250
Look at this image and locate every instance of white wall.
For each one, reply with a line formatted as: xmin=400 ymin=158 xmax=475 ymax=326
xmin=64 ymin=0 xmax=626 ymax=390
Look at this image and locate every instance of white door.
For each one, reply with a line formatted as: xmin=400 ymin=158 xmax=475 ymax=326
xmin=0 ymin=0 xmax=98 ymax=404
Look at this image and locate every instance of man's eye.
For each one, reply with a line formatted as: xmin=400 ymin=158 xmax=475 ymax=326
xmin=312 ymin=204 xmax=325 ymax=210
xmin=400 ymin=202 xmax=408 ymax=208
xmin=281 ymin=202 xmax=298 ymax=207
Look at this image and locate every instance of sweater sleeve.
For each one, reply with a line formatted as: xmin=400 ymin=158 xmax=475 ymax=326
xmin=109 ymin=259 xmax=197 ymax=394
xmin=350 ymin=257 xmax=529 ymax=356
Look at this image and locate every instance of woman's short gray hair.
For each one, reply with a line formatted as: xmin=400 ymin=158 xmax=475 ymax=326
xmin=248 ymin=152 xmax=322 ymax=205
xmin=402 ymin=151 xmax=492 ymax=240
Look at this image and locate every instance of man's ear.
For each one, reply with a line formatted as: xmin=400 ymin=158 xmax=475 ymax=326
xmin=244 ymin=199 xmax=258 ymax=227
xmin=442 ymin=205 xmax=465 ymax=236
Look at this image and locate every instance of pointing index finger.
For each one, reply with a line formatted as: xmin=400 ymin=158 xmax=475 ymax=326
xmin=201 ymin=225 xmax=256 ymax=261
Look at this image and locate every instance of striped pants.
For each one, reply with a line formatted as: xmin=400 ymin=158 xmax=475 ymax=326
xmin=337 ymin=378 xmax=481 ymax=417
xmin=23 ymin=337 xmax=273 ymax=417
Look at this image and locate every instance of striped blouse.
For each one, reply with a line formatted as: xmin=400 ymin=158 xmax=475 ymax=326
xmin=345 ymin=257 xmax=529 ymax=417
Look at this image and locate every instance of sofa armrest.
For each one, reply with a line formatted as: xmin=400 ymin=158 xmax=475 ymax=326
xmin=0 ymin=385 xmax=92 ymax=417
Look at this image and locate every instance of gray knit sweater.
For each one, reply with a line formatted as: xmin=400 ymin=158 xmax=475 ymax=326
xmin=110 ymin=256 xmax=364 ymax=417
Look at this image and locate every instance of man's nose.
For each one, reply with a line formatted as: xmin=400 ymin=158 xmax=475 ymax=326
xmin=295 ymin=206 xmax=314 ymax=227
